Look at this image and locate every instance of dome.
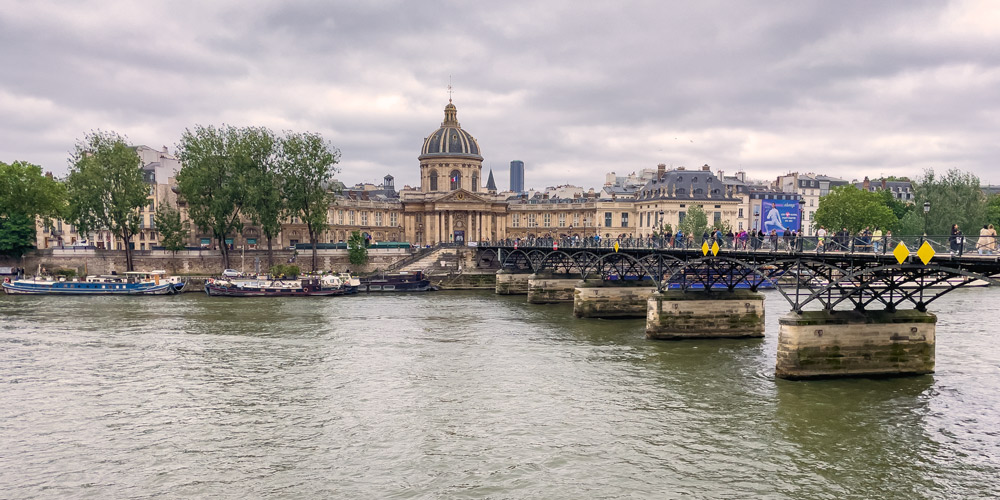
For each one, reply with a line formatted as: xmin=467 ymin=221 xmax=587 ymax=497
xmin=419 ymin=102 xmax=482 ymax=160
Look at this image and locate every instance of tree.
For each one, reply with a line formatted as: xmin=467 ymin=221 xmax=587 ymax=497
xmin=279 ymin=131 xmax=341 ymax=271
xmin=877 ymin=189 xmax=911 ymax=222
xmin=348 ymin=230 xmax=368 ymax=267
xmin=153 ymin=202 xmax=189 ymax=252
xmin=240 ymin=128 xmax=281 ymax=268
xmin=987 ymin=194 xmax=1000 ymax=230
xmin=176 ymin=125 xmax=260 ymax=270
xmin=679 ymin=205 xmax=708 ymax=242
xmin=66 ymin=131 xmax=147 ymax=270
xmin=0 ymin=160 xmax=66 ymax=257
xmin=814 ymin=185 xmax=897 ymax=234
xmin=911 ymin=168 xmax=986 ymax=236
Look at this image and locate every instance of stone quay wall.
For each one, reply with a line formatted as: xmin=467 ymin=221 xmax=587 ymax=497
xmin=775 ymin=310 xmax=936 ymax=380
xmin=646 ymin=290 xmax=766 ymax=340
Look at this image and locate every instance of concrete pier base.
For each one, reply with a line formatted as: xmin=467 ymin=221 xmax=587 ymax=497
xmin=775 ymin=310 xmax=936 ymax=380
xmin=495 ymin=271 xmax=531 ymax=295
xmin=526 ymin=273 xmax=583 ymax=304
xmin=646 ymin=290 xmax=765 ymax=340
xmin=574 ymin=281 xmax=657 ymax=318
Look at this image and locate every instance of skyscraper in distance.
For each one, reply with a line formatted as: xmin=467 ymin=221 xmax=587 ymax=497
xmin=510 ymin=160 xmax=524 ymax=193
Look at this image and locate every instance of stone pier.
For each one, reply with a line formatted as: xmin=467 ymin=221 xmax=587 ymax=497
xmin=646 ymin=290 xmax=765 ymax=340
xmin=495 ymin=270 xmax=531 ymax=295
xmin=526 ymin=273 xmax=583 ymax=304
xmin=574 ymin=280 xmax=658 ymax=318
xmin=775 ymin=310 xmax=936 ymax=380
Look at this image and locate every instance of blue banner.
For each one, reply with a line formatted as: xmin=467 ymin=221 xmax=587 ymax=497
xmin=761 ymin=199 xmax=801 ymax=235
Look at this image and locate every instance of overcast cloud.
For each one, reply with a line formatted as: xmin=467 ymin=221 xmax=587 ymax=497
xmin=2 ymin=0 xmax=999 ymax=190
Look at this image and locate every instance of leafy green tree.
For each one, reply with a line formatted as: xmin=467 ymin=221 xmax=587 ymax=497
xmin=986 ymin=194 xmax=1000 ymax=230
xmin=66 ymin=131 xmax=147 ymax=270
xmin=153 ymin=202 xmax=189 ymax=252
xmin=679 ymin=205 xmax=708 ymax=242
xmin=0 ymin=213 xmax=37 ymax=257
xmin=348 ymin=230 xmax=368 ymax=267
xmin=176 ymin=125 xmax=262 ymax=270
xmin=0 ymin=160 xmax=66 ymax=256
xmin=814 ymin=185 xmax=896 ymax=234
xmin=241 ymin=128 xmax=281 ymax=268
xmin=911 ymin=168 xmax=986 ymax=236
xmin=878 ymin=189 xmax=911 ymax=222
xmin=279 ymin=131 xmax=340 ymax=271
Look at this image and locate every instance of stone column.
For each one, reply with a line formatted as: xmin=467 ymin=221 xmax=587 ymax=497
xmin=527 ymin=272 xmax=584 ymax=304
xmin=448 ymin=211 xmax=455 ymax=243
xmin=574 ymin=280 xmax=658 ymax=318
xmin=775 ymin=310 xmax=936 ymax=380
xmin=496 ymin=269 xmax=531 ymax=295
xmin=646 ymin=289 xmax=765 ymax=340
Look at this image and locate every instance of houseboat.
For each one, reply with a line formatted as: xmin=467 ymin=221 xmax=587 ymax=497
xmin=204 ymin=274 xmax=345 ymax=297
xmin=359 ymin=271 xmax=437 ymax=292
xmin=2 ymin=274 xmax=178 ymax=295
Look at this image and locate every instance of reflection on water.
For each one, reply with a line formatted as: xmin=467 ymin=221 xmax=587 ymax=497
xmin=1 ymin=288 xmax=999 ymax=498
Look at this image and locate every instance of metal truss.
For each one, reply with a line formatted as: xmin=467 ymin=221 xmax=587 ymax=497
xmin=481 ymin=245 xmax=1000 ymax=312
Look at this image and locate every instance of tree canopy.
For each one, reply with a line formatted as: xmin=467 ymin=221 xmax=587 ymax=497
xmin=65 ymin=131 xmax=147 ymax=270
xmin=0 ymin=160 xmax=66 ymax=257
xmin=911 ymin=168 xmax=986 ymax=236
xmin=348 ymin=230 xmax=368 ymax=267
xmin=814 ymin=185 xmax=897 ymax=234
xmin=279 ymin=131 xmax=340 ymax=271
xmin=176 ymin=125 xmax=265 ymax=270
xmin=679 ymin=205 xmax=708 ymax=241
xmin=153 ymin=202 xmax=189 ymax=252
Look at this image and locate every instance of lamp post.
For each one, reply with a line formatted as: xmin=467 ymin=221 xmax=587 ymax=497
xmin=923 ymin=201 xmax=931 ymax=245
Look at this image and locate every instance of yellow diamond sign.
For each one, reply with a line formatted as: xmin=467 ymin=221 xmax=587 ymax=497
xmin=701 ymin=241 xmax=710 ymax=255
xmin=711 ymin=241 xmax=720 ymax=256
xmin=893 ymin=241 xmax=910 ymax=264
xmin=613 ymin=241 xmax=619 ymax=253
xmin=917 ymin=241 xmax=936 ymax=265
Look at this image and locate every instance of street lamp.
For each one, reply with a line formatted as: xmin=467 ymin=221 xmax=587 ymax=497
xmin=923 ymin=201 xmax=931 ymax=243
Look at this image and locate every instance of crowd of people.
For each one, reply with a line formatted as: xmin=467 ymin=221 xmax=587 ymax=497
xmin=488 ymin=224 xmax=1000 ymax=256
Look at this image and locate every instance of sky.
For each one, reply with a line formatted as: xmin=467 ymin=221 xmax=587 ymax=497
xmin=2 ymin=0 xmax=999 ymax=191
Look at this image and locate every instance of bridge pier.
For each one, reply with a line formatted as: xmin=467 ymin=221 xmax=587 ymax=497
xmin=775 ymin=310 xmax=936 ymax=380
xmin=495 ymin=270 xmax=531 ymax=295
xmin=574 ymin=280 xmax=657 ymax=318
xmin=526 ymin=272 xmax=584 ymax=304
xmin=646 ymin=290 xmax=765 ymax=340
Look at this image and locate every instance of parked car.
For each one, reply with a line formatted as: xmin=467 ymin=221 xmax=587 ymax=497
xmin=222 ymin=269 xmax=241 ymax=278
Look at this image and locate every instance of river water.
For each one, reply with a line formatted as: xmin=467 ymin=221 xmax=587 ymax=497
xmin=2 ymin=288 xmax=999 ymax=499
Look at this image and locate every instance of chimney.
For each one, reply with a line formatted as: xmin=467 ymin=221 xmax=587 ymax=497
xmin=881 ymin=178 xmax=887 ymax=191
xmin=863 ymin=176 xmax=870 ymax=191
xmin=657 ymin=163 xmax=666 ymax=180
xmin=702 ymin=164 xmax=710 ymax=171
xmin=678 ymin=166 xmax=685 ymax=171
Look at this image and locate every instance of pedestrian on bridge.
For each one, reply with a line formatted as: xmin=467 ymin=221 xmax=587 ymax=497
xmin=978 ymin=225 xmax=994 ymax=255
xmin=950 ymin=224 xmax=964 ymax=255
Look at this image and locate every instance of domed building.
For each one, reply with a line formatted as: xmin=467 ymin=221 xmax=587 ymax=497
xmin=418 ymin=102 xmax=483 ymax=193
xmin=400 ymin=101 xmax=509 ymax=245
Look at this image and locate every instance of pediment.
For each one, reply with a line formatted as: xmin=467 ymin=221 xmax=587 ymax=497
xmin=432 ymin=189 xmax=492 ymax=204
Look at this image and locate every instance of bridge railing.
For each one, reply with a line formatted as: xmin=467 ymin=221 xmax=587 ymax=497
xmin=477 ymin=234 xmax=999 ymax=258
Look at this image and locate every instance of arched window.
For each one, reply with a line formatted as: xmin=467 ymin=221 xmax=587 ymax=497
xmin=450 ymin=170 xmax=461 ymax=190
xmin=472 ymin=174 xmax=478 ymax=191
xmin=429 ymin=169 xmax=438 ymax=191
xmin=694 ymin=188 xmax=704 ymax=195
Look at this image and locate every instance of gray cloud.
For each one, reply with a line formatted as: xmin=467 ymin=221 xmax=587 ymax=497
xmin=2 ymin=0 xmax=999 ymax=189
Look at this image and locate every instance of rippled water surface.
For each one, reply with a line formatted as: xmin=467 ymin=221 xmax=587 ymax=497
xmin=2 ymin=288 xmax=1000 ymax=499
